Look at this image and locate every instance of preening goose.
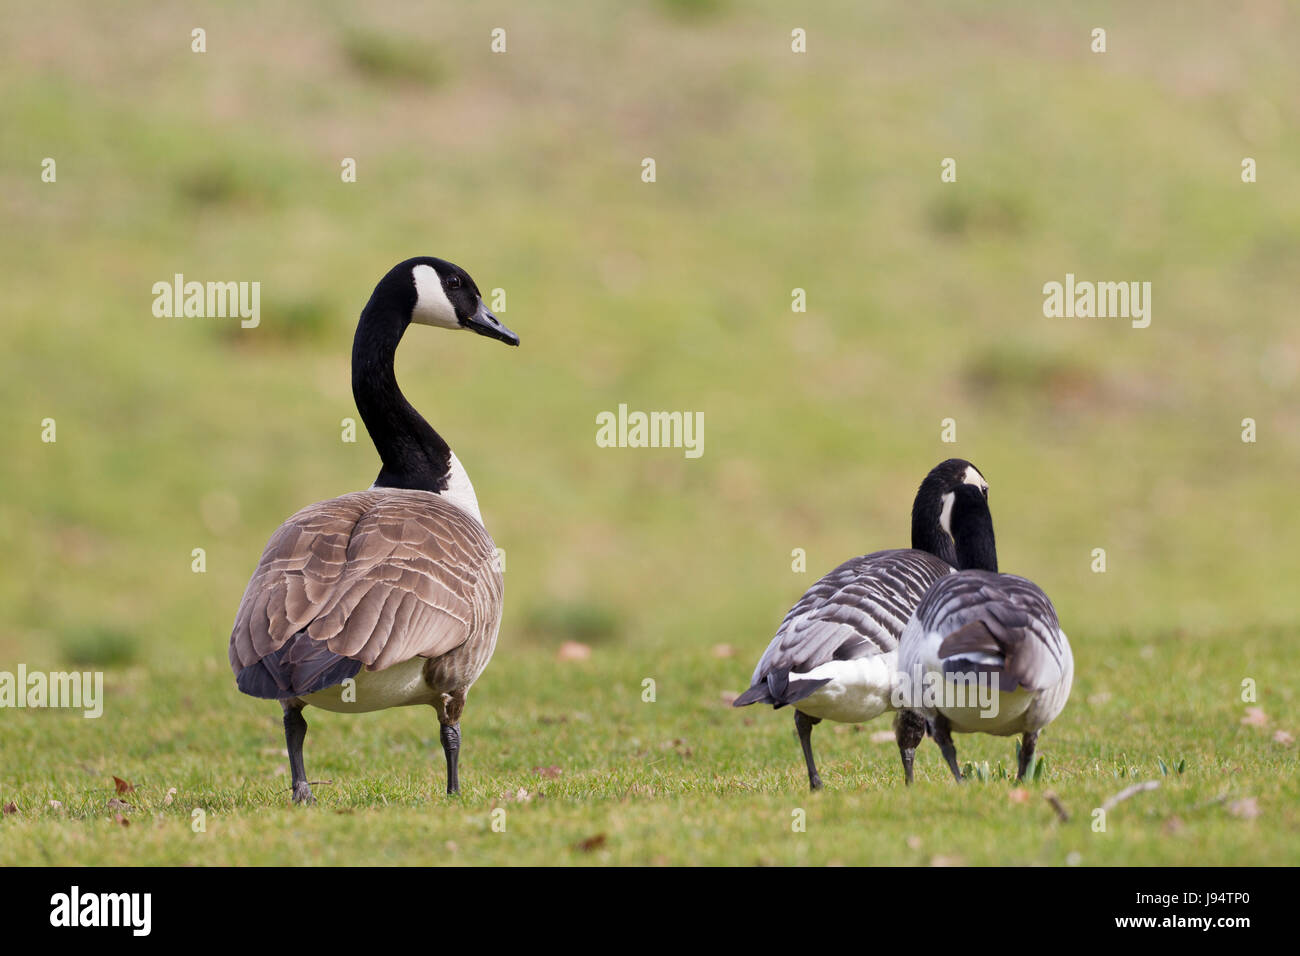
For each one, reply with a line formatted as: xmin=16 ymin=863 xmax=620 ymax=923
xmin=895 ymin=483 xmax=1073 ymax=782
xmin=733 ymin=459 xmax=991 ymax=790
xmin=228 ymin=256 xmax=518 ymax=802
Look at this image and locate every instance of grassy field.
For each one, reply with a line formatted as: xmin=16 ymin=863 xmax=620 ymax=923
xmin=2 ymin=1 xmax=1298 ymax=865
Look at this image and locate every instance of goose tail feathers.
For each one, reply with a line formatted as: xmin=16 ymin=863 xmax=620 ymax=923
xmin=235 ymin=631 xmax=363 ymax=700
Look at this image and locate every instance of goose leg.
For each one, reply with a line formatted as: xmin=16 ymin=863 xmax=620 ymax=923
xmin=281 ymin=704 xmax=314 ymax=805
xmin=440 ymin=722 xmax=461 ymax=795
xmin=1017 ymin=730 xmax=1039 ymax=781
xmin=932 ymin=714 xmax=963 ymax=783
xmin=434 ymin=689 xmax=468 ymax=795
xmin=794 ymin=710 xmax=823 ymax=791
xmin=894 ymin=710 xmax=926 ymax=785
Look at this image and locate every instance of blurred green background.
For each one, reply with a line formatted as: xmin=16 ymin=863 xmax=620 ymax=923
xmin=1 ymin=1 xmax=1297 ymax=864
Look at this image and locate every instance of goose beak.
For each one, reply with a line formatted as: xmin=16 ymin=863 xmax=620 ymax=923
xmin=464 ymin=299 xmax=519 ymax=346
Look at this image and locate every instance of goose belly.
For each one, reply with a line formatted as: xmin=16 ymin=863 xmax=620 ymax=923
xmin=939 ymin=684 xmax=1033 ymax=735
xmin=301 ymin=657 xmax=436 ymax=713
xmin=790 ymin=652 xmax=897 ymax=724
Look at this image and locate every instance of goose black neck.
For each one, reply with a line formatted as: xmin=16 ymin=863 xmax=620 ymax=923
xmin=951 ymin=498 xmax=998 ymax=573
xmin=351 ymin=300 xmax=451 ymax=493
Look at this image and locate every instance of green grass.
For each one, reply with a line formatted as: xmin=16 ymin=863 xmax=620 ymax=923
xmin=2 ymin=0 xmax=1299 ymax=864
xmin=2 ymin=634 xmax=1296 ymax=865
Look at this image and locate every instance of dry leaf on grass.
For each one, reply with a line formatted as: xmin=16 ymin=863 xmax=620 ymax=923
xmin=107 ymin=797 xmax=131 ymax=811
xmin=869 ymin=730 xmax=895 ymax=744
xmin=113 ymin=776 xmax=134 ymax=794
xmin=2 ymin=801 xmax=17 ymax=816
xmin=1241 ymin=707 xmax=1268 ymax=728
xmin=1227 ymin=797 xmax=1260 ymax=820
xmin=163 ymin=788 xmax=177 ymax=806
xmin=1008 ymin=787 xmax=1030 ymax=804
xmin=113 ymin=814 xmax=130 ymax=827
xmin=711 ymin=644 xmax=735 ymax=658
xmin=661 ymin=738 xmax=693 ymax=757
xmin=575 ymin=833 xmax=607 ymax=852
xmin=1273 ymin=730 xmax=1294 ymax=745
xmin=534 ymin=766 xmax=563 ymax=779
xmin=720 ymin=690 xmax=739 ymax=705
xmin=556 ymin=641 xmax=591 ymax=661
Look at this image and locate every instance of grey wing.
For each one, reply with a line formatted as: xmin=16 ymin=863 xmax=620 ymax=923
xmin=919 ymin=570 xmax=1069 ymax=692
xmin=734 ymin=549 xmax=953 ymax=708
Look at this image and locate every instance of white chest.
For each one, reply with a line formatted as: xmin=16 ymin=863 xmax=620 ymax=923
xmin=440 ymin=452 xmax=483 ymax=525
xmin=365 ymin=452 xmax=484 ymax=525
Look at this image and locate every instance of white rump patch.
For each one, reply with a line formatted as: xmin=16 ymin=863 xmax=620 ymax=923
xmin=411 ymin=264 xmax=460 ymax=329
xmin=789 ymin=652 xmax=898 ymax=723
xmin=302 ymin=656 xmax=435 ymax=713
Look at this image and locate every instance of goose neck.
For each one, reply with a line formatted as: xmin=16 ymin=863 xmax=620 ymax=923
xmin=351 ymin=304 xmax=451 ymax=493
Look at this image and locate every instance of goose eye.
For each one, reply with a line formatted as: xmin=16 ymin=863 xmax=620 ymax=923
xmin=447 ymin=275 xmax=462 ymax=290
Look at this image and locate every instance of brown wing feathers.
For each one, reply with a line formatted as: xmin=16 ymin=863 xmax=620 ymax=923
xmin=229 ymin=490 xmax=501 ymax=695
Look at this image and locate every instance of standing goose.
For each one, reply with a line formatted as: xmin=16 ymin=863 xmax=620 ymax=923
xmin=228 ymin=256 xmax=519 ymax=803
xmin=895 ymin=483 xmax=1073 ymax=782
xmin=733 ymin=459 xmax=992 ymax=790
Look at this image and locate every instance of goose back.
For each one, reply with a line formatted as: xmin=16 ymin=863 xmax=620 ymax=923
xmin=229 ymin=489 xmax=503 ymax=700
xmin=899 ymin=570 xmax=1072 ymax=733
xmin=735 ymin=549 xmax=953 ymax=708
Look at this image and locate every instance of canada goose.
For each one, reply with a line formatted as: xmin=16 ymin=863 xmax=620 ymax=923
xmin=228 ymin=256 xmax=518 ymax=803
xmin=733 ymin=459 xmax=992 ymax=790
xmin=895 ymin=483 xmax=1073 ymax=782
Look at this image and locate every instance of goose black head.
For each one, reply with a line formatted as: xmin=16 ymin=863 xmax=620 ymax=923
xmin=393 ymin=256 xmax=519 ymax=346
xmin=910 ymin=458 xmax=989 ymax=566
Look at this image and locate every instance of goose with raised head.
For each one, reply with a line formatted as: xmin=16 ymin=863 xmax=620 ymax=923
xmin=895 ymin=482 xmax=1072 ymax=782
xmin=733 ymin=459 xmax=992 ymax=790
xmin=228 ymin=256 xmax=518 ymax=803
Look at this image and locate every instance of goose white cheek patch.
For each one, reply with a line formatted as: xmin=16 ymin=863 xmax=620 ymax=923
xmin=411 ymin=264 xmax=460 ymax=329
xmin=963 ymin=465 xmax=989 ymax=493
xmin=940 ymin=491 xmax=956 ymax=535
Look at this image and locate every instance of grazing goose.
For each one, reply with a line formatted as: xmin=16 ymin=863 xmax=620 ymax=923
xmin=228 ymin=256 xmax=518 ymax=803
xmin=733 ymin=459 xmax=991 ymax=790
xmin=895 ymin=483 xmax=1073 ymax=782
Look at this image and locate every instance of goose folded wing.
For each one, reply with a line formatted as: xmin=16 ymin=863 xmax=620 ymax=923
xmin=229 ymin=491 xmax=501 ymax=678
xmin=737 ymin=550 xmax=950 ymax=706
xmin=935 ymin=581 xmax=1065 ymax=693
